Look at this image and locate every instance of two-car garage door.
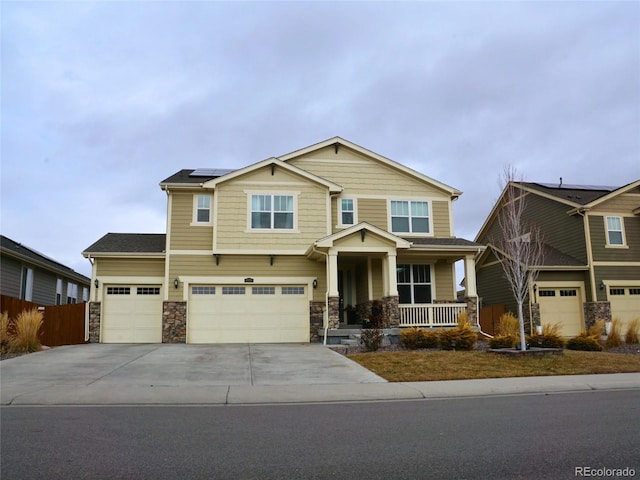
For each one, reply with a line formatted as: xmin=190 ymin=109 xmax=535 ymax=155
xmin=187 ymin=285 xmax=309 ymax=344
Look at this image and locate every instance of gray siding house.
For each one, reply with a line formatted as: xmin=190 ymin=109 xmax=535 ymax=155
xmin=475 ymin=180 xmax=640 ymax=337
xmin=0 ymin=235 xmax=90 ymax=305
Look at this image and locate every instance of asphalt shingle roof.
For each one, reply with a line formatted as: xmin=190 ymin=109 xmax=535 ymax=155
xmin=407 ymin=237 xmax=485 ymax=248
xmin=83 ymin=233 xmax=166 ymax=254
xmin=521 ymin=182 xmax=618 ymax=205
xmin=541 ymin=243 xmax=586 ymax=267
xmin=1 ymin=235 xmax=90 ymax=282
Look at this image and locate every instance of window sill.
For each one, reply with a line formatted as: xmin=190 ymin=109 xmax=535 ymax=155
xmin=604 ymin=244 xmax=628 ymax=249
xmin=190 ymin=222 xmax=213 ymax=227
xmin=244 ymin=229 xmax=300 ymax=234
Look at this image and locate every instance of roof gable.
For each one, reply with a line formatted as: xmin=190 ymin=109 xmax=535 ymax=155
xmin=201 ymin=157 xmax=343 ymax=192
xmin=279 ymin=137 xmax=462 ymax=199
xmin=313 ymin=222 xmax=411 ymax=249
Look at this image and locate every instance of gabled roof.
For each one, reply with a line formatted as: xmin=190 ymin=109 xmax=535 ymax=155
xmin=474 ymin=179 xmax=635 ymax=242
xmin=408 ymin=237 xmax=485 ymax=250
xmin=83 ymin=233 xmax=166 ymax=256
xmin=278 ymin=136 xmax=463 ymax=199
xmin=201 ymin=157 xmax=343 ymax=192
xmin=477 ymin=241 xmax=586 ymax=270
xmin=1 ymin=235 xmax=90 ymax=283
xmin=312 ymin=222 xmax=411 ymax=249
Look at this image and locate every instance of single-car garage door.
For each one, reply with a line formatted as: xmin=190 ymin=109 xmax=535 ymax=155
xmin=187 ymin=285 xmax=309 ymax=344
xmin=609 ymin=287 xmax=640 ymax=332
xmin=538 ymin=287 xmax=583 ymax=337
xmin=102 ymin=285 xmax=163 ymax=343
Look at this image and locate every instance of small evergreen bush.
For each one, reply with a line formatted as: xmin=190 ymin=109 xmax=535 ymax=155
xmin=567 ymin=335 xmax=603 ymax=351
xmin=488 ymin=335 xmax=517 ymax=349
xmin=400 ymin=327 xmax=423 ymax=350
xmin=606 ymin=319 xmax=623 ymax=347
xmin=439 ymin=324 xmax=476 ymax=351
xmin=624 ymin=318 xmax=639 ymax=344
xmin=456 ymin=311 xmax=469 ymax=328
xmin=420 ymin=330 xmax=440 ymax=349
xmin=360 ymin=328 xmax=384 ymax=352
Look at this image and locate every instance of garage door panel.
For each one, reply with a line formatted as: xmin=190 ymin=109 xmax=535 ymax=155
xmin=103 ymin=285 xmax=162 ymax=343
xmin=609 ymin=287 xmax=640 ymax=333
xmin=538 ymin=287 xmax=583 ymax=337
xmin=188 ymin=284 xmax=309 ymax=344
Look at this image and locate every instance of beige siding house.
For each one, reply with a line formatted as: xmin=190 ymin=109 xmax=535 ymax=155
xmin=475 ymin=180 xmax=640 ymax=337
xmin=83 ymin=137 xmax=484 ymax=344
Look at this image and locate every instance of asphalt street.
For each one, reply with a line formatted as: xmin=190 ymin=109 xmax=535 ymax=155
xmin=2 ymin=390 xmax=639 ymax=480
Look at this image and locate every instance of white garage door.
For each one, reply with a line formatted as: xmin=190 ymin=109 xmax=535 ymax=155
xmin=609 ymin=287 xmax=640 ymax=331
xmin=538 ymin=287 xmax=583 ymax=337
xmin=188 ymin=285 xmax=309 ymax=344
xmin=102 ymin=285 xmax=163 ymax=343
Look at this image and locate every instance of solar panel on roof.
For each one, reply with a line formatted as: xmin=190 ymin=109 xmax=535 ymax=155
xmin=189 ymin=168 xmax=235 ymax=177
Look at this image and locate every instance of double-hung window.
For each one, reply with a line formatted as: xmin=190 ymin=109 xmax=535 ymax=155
xmin=397 ymin=264 xmax=432 ymax=304
xmin=340 ymin=198 xmax=355 ymax=226
xmin=195 ymin=195 xmax=211 ymax=224
xmin=251 ymin=194 xmax=294 ymax=230
xmin=605 ymin=216 xmax=625 ymax=246
xmin=391 ymin=201 xmax=429 ymax=233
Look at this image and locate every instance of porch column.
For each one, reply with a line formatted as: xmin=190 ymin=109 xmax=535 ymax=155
xmin=464 ymin=255 xmax=477 ymax=297
xmin=328 ymin=251 xmax=339 ymax=296
xmin=386 ymin=253 xmax=398 ymax=296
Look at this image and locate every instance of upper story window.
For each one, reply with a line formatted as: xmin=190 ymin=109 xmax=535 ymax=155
xmin=67 ymin=282 xmax=78 ymax=304
xmin=21 ymin=267 xmax=34 ymax=302
xmin=340 ymin=198 xmax=356 ymax=226
xmin=390 ymin=200 xmax=430 ymax=233
xmin=56 ymin=278 xmax=63 ymax=305
xmin=605 ymin=216 xmax=625 ymax=246
xmin=251 ymin=194 xmax=294 ymax=230
xmin=194 ymin=195 xmax=212 ymax=224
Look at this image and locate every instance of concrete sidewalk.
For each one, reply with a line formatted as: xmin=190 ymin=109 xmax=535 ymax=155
xmin=1 ymin=344 xmax=639 ymax=406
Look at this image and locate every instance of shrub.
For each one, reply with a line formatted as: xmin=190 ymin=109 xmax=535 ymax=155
xmin=496 ymin=313 xmax=519 ymax=337
xmin=527 ymin=323 xmax=565 ymax=348
xmin=488 ymin=335 xmax=517 ymax=349
xmin=606 ymin=318 xmax=623 ymax=347
xmin=400 ymin=327 xmax=423 ymax=350
xmin=587 ymin=320 xmax=605 ymax=338
xmin=10 ymin=308 xmax=43 ymax=353
xmin=419 ymin=330 xmax=440 ymax=349
xmin=1 ymin=311 xmax=10 ymax=354
xmin=567 ymin=335 xmax=603 ymax=351
xmin=439 ymin=324 xmax=476 ymax=351
xmin=360 ymin=328 xmax=384 ymax=352
xmin=624 ymin=318 xmax=639 ymax=344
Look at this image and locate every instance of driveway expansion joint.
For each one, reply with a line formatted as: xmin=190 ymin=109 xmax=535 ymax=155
xmin=86 ymin=345 xmax=162 ymax=386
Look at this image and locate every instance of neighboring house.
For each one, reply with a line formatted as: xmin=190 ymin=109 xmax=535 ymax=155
xmin=475 ymin=180 xmax=640 ymax=337
xmin=1 ymin=235 xmax=90 ymax=305
xmin=82 ymin=137 xmax=484 ymax=344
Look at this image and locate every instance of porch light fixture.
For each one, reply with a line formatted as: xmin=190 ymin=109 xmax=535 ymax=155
xmin=599 ymin=280 xmax=605 ymax=291
xmin=174 ymin=278 xmax=179 ymax=289
xmin=270 ymin=255 xmax=275 ymax=266
xmin=214 ymin=254 xmax=221 ymax=266
xmin=94 ymin=279 xmax=99 ymax=288
xmin=313 ymin=279 xmax=318 ymax=289
xmin=360 ymin=229 xmax=366 ymax=242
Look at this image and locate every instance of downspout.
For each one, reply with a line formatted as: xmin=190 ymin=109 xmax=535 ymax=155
xmin=86 ymin=256 xmax=95 ymax=342
xmin=312 ymin=244 xmax=330 ymax=346
xmin=579 ymin=209 xmax=597 ymax=302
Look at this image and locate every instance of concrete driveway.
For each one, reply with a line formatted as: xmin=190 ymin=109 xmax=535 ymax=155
xmin=0 ymin=343 xmax=386 ymax=405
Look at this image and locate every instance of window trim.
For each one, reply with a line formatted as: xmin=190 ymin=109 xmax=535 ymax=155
xmin=396 ymin=263 xmax=434 ymax=304
xmin=389 ymin=199 xmax=432 ymax=235
xmin=192 ymin=194 xmax=213 ymax=226
xmin=246 ymin=191 xmax=299 ymax=233
xmin=337 ymin=197 xmax=357 ymax=228
xmin=604 ymin=215 xmax=627 ymax=248
xmin=21 ymin=267 xmax=34 ymax=302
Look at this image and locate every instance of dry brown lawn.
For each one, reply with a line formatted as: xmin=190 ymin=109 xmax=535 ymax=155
xmin=347 ymin=350 xmax=640 ymax=382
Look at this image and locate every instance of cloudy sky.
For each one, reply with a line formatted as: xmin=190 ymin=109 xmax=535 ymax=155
xmin=2 ymin=1 xmax=639 ymax=279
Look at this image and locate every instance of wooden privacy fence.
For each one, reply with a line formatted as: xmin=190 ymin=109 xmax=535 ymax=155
xmin=479 ymin=304 xmax=505 ymax=336
xmin=1 ymin=295 xmax=88 ymax=346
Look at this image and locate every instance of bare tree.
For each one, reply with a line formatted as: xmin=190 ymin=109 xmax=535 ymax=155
xmin=491 ymin=165 xmax=545 ymax=350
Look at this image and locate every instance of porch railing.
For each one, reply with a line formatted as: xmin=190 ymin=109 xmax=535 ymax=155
xmin=398 ymin=303 xmax=467 ymax=328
